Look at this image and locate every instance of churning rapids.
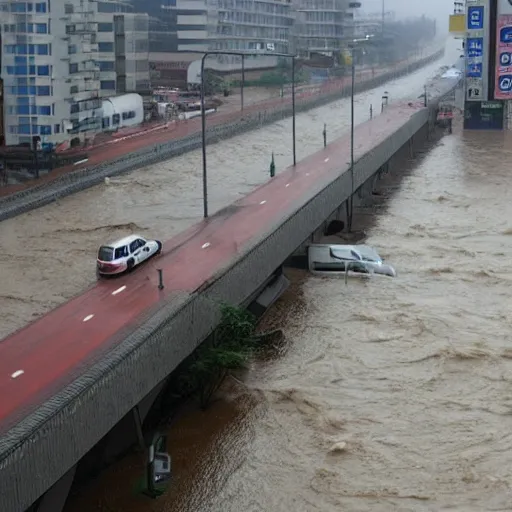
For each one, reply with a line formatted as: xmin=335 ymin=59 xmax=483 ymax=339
xmin=66 ymin=66 xmax=512 ymax=512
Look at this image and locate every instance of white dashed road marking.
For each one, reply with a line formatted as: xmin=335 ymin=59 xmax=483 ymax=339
xmin=112 ymin=285 xmax=126 ymax=296
xmin=83 ymin=314 xmax=94 ymax=322
xmin=260 ymin=200 xmax=267 ymax=205
xmin=285 ymin=183 xmax=290 ymax=187
xmin=11 ymin=370 xmax=24 ymax=379
xmin=201 ymin=242 xmax=211 ymax=249
xmin=324 ymin=158 xmax=330 ymax=162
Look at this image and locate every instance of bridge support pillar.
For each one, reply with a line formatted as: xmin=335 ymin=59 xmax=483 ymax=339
xmin=36 ymin=466 xmax=76 ymax=512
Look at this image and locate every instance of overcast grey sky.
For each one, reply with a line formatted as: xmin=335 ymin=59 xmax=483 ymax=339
xmin=361 ymin=0 xmax=452 ymax=29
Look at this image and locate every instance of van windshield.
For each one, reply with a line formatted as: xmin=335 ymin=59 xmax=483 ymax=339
xmin=98 ymin=246 xmax=114 ymax=262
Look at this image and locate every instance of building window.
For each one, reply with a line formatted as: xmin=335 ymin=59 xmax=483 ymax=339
xmin=54 ymin=124 xmax=61 ymax=134
xmin=17 ymin=105 xmax=30 ymax=115
xmin=18 ymin=125 xmax=31 ymax=135
xmin=68 ymin=44 xmax=77 ymax=54
xmin=37 ymin=65 xmax=50 ymax=76
xmin=11 ymin=2 xmax=27 ymax=12
xmin=37 ymin=44 xmax=49 ymax=55
xmin=37 ymin=86 xmax=51 ymax=96
xmin=69 ymin=63 xmax=78 ymax=74
xmin=35 ymin=3 xmax=47 ymax=13
xmin=98 ymin=61 xmax=115 ymax=72
xmin=70 ymin=103 xmax=79 ymax=114
xmin=35 ymin=23 xmax=48 ymax=34
xmin=64 ymin=4 xmax=74 ymax=14
xmin=40 ymin=125 xmax=52 ymax=135
xmin=38 ymin=106 xmax=51 ymax=115
xmin=100 ymin=80 xmax=116 ymax=90
xmin=97 ymin=22 xmax=113 ymax=32
xmin=98 ymin=42 xmax=114 ymax=53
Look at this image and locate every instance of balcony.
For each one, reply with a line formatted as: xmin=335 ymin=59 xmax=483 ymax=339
xmin=61 ymin=10 xmax=95 ymax=22
xmin=66 ymin=71 xmax=101 ymax=82
xmin=66 ymin=23 xmax=97 ymax=35
xmin=67 ymin=88 xmax=100 ymax=103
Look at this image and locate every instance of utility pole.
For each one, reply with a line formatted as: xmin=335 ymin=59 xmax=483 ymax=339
xmin=381 ymin=0 xmax=385 ymax=36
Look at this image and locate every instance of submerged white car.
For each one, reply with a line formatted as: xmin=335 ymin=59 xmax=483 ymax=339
xmin=97 ymin=235 xmax=162 ymax=276
xmin=308 ymin=244 xmax=396 ymax=278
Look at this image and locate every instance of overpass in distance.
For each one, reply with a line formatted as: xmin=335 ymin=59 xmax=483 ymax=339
xmin=0 ymin=72 xmax=461 ymax=512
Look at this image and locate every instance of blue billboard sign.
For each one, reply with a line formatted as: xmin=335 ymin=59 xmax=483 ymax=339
xmin=468 ymin=6 xmax=485 ymax=29
xmin=467 ymin=37 xmax=484 ymax=58
xmin=465 ymin=1 xmax=490 ymax=102
xmin=500 ymin=51 xmax=512 ymax=66
xmin=498 ymin=74 xmax=512 ymax=92
xmin=467 ymin=62 xmax=483 ymax=77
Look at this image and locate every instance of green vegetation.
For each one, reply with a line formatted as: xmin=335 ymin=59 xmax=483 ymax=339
xmin=161 ymin=304 xmax=281 ymax=411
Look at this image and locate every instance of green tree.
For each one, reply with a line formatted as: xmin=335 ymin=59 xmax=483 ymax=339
xmin=179 ymin=304 xmax=277 ymax=409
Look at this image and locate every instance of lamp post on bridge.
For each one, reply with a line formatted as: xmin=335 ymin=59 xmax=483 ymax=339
xmin=200 ymin=50 xmax=297 ymax=219
xmin=346 ymin=35 xmax=374 ymax=232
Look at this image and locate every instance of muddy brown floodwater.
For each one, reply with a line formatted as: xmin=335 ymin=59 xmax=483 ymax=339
xmin=65 ymin=117 xmax=512 ymax=511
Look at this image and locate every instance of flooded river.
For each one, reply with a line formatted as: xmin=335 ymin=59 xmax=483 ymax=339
xmin=66 ymin=93 xmax=512 ymax=512
xmin=64 ymin=122 xmax=512 ymax=511
xmin=0 ymin=43 xmax=458 ymax=339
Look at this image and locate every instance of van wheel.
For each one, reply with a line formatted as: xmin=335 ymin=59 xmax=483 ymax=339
xmin=127 ymin=258 xmax=135 ymax=271
xmin=156 ymin=241 xmax=162 ymax=255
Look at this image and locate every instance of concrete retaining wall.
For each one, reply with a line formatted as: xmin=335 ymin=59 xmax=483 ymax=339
xmin=0 ymin=100 xmax=436 ymax=512
xmin=0 ymin=48 xmax=444 ymax=223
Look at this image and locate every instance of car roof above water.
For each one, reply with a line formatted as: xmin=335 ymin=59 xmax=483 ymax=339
xmin=103 ymin=234 xmax=145 ymax=248
xmin=310 ymin=244 xmax=382 ymax=261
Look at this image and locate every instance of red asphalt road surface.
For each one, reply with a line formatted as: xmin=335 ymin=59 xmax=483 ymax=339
xmin=0 ymin=58 xmax=417 ymax=198
xmin=0 ymin=103 xmax=422 ymax=435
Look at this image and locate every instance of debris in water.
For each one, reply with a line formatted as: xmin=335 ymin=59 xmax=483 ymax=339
xmin=329 ymin=441 xmax=347 ymax=453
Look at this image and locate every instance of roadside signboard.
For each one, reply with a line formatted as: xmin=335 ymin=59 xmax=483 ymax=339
xmin=464 ymin=100 xmax=505 ymax=129
xmin=465 ymin=0 xmax=490 ymax=101
xmin=494 ymin=0 xmax=512 ymax=99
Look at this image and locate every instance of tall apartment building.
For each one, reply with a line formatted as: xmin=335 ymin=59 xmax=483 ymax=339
xmin=137 ymin=0 xmax=358 ymax=57
xmin=0 ymin=0 xmax=150 ymax=146
xmin=215 ymin=0 xmax=293 ymax=54
xmin=142 ymin=0 xmax=295 ymax=54
xmin=293 ymin=0 xmax=360 ymax=58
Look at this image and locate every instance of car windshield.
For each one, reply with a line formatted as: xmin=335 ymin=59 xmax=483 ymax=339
xmin=330 ymin=248 xmax=360 ymax=261
xmin=98 ymin=246 xmax=114 ymax=262
xmin=357 ymin=246 xmax=382 ymax=263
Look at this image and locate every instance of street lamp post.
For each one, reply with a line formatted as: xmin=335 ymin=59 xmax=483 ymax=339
xmin=347 ymin=47 xmax=355 ymax=232
xmin=241 ymin=56 xmax=245 ymax=112
xmin=346 ymin=37 xmax=372 ymax=232
xmin=200 ymin=50 xmax=296 ymax=218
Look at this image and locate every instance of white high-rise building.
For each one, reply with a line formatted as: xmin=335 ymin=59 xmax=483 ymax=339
xmin=0 ymin=0 xmax=102 ymax=146
xmin=0 ymin=0 xmax=150 ymax=147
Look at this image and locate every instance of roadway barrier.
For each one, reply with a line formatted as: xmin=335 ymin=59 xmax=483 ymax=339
xmin=0 ymin=48 xmax=445 ymax=223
